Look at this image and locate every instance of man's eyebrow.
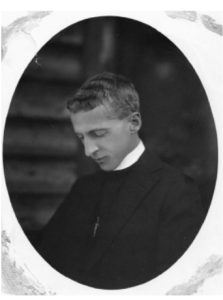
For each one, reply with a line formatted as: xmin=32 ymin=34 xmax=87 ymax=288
xmin=90 ymin=128 xmax=108 ymax=133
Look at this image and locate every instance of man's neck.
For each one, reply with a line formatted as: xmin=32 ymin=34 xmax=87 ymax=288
xmin=114 ymin=140 xmax=145 ymax=171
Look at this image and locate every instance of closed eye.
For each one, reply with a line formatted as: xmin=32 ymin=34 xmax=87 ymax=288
xmin=75 ymin=130 xmax=107 ymax=141
xmin=93 ymin=130 xmax=107 ymax=137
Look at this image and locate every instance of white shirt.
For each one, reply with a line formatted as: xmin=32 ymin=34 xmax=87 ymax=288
xmin=114 ymin=140 xmax=145 ymax=171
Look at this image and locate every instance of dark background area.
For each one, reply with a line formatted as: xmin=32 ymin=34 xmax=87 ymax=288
xmin=3 ymin=17 xmax=218 ymax=249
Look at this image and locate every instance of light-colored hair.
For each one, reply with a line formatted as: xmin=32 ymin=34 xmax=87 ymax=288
xmin=67 ymin=72 xmax=140 ymax=119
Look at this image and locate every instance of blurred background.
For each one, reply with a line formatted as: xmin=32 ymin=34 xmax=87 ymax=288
xmin=3 ymin=17 xmax=218 ymax=250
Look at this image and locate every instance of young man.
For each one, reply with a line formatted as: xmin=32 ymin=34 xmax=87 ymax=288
xmin=39 ymin=73 xmax=205 ymax=289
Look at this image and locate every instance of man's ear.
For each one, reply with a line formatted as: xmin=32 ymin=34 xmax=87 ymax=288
xmin=129 ymin=112 xmax=141 ymax=134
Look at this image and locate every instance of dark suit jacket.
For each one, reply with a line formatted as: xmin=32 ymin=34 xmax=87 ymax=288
xmin=39 ymin=150 xmax=205 ymax=289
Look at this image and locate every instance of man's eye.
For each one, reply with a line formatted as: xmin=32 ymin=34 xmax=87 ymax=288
xmin=94 ymin=131 xmax=107 ymax=137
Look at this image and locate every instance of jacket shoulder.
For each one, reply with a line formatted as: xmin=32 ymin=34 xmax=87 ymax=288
xmin=156 ymin=158 xmax=197 ymax=190
xmin=71 ymin=171 xmax=103 ymax=190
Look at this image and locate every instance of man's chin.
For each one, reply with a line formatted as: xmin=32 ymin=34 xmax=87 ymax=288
xmin=98 ymin=161 xmax=117 ymax=172
xmin=99 ymin=164 xmax=114 ymax=171
xmin=94 ymin=157 xmax=116 ymax=171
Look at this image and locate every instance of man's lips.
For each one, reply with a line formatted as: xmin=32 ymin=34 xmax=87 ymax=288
xmin=93 ymin=156 xmax=106 ymax=163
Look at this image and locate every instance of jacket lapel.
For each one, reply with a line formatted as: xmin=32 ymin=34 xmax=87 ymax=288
xmin=84 ymin=150 xmax=162 ymax=273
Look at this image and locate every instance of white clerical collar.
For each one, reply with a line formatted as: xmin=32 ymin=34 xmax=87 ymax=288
xmin=114 ymin=140 xmax=145 ymax=171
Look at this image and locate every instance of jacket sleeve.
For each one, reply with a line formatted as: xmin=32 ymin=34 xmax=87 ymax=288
xmin=37 ymin=178 xmax=83 ymax=260
xmin=155 ymin=175 xmax=206 ymax=275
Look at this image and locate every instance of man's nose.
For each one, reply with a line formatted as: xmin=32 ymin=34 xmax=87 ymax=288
xmin=83 ymin=138 xmax=99 ymax=157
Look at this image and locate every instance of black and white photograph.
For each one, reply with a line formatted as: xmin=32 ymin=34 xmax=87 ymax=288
xmin=1 ymin=8 xmax=222 ymax=295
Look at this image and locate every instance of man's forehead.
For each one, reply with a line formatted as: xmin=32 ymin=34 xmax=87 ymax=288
xmin=70 ymin=106 xmax=117 ymax=133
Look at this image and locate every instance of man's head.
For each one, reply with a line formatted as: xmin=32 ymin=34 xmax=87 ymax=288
xmin=67 ymin=72 xmax=141 ymax=171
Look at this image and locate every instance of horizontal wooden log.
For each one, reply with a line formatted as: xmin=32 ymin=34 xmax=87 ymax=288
xmin=9 ymin=79 xmax=82 ymax=119
xmin=4 ymin=159 xmax=77 ymax=194
xmin=24 ymin=51 xmax=83 ymax=83
xmin=3 ymin=117 xmax=80 ymax=156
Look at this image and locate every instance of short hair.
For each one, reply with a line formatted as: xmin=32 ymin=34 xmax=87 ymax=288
xmin=67 ymin=72 xmax=140 ymax=119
